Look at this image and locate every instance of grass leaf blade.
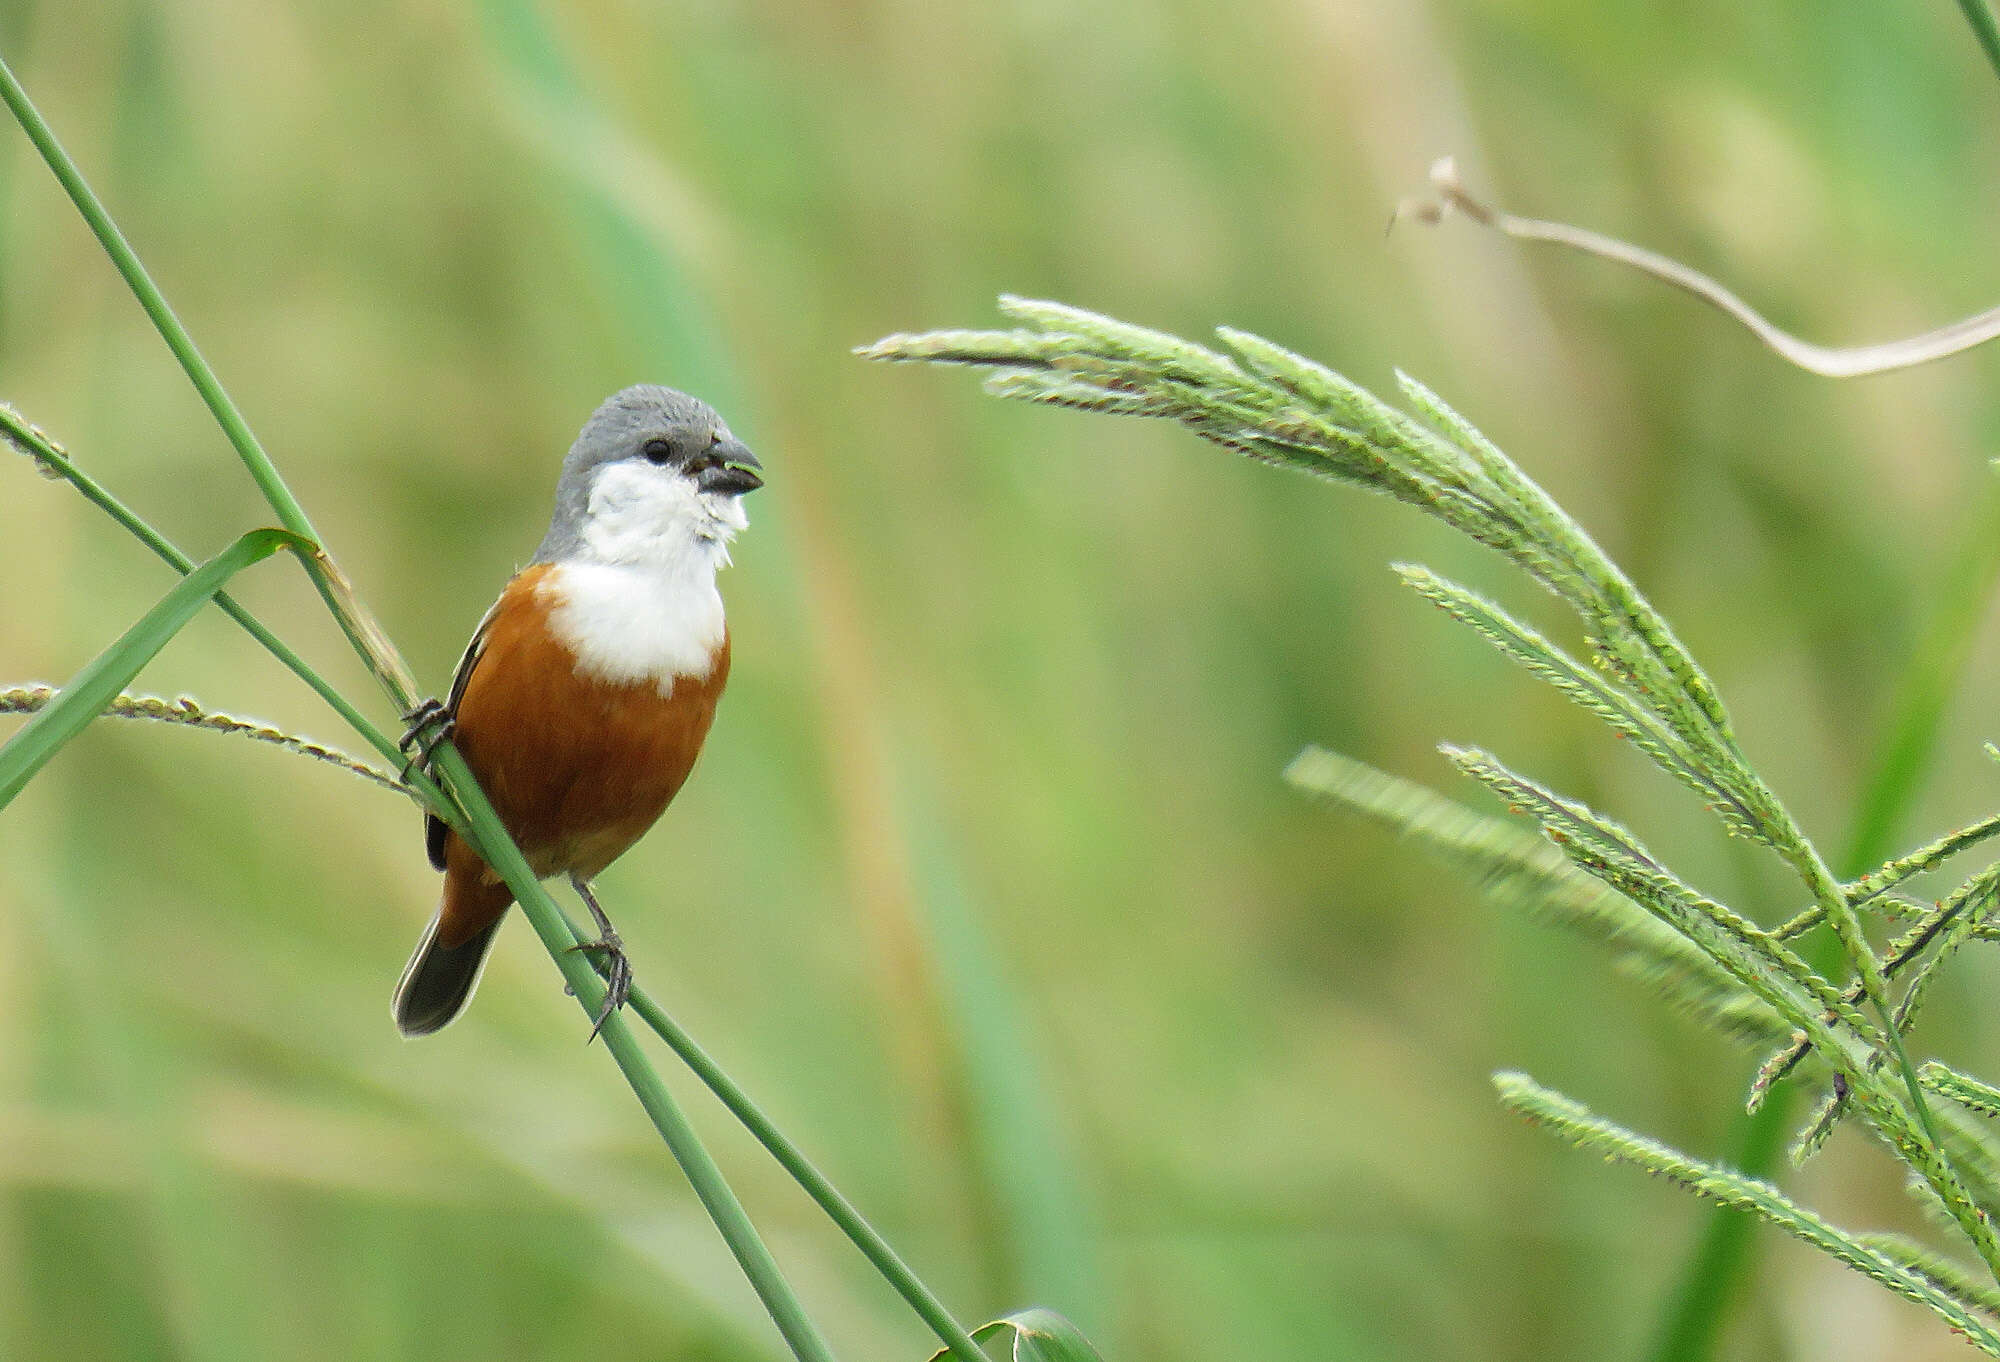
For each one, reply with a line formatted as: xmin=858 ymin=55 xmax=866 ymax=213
xmin=0 ymin=528 xmax=299 ymax=808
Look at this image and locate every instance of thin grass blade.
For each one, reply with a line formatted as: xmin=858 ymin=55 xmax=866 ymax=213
xmin=0 ymin=527 xmax=302 ymax=809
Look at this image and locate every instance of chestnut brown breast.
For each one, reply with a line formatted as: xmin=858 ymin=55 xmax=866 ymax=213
xmin=434 ymin=563 xmax=730 ymax=948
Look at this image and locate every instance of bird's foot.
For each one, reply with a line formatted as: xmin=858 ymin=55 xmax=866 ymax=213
xmin=397 ymin=698 xmax=456 ymax=781
xmin=567 ymin=930 xmax=632 ymax=1042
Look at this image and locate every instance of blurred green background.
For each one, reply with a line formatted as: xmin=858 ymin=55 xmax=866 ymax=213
xmin=6 ymin=2 xmax=2000 ymax=1359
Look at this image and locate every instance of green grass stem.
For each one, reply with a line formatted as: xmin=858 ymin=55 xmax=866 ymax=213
xmin=431 ymin=742 xmax=842 ymax=1362
xmin=0 ymin=50 xmax=422 ymax=712
xmin=549 ymin=907 xmax=991 ymax=1362
xmin=456 ymin=18 xmax=999 ymax=1355
xmin=0 ymin=48 xmax=874 ymax=1362
xmin=0 ymin=53 xmax=310 ymax=540
xmin=0 ymin=405 xmax=445 ymax=806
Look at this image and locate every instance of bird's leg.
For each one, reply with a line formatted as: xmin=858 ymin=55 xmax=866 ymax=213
xmin=566 ymin=873 xmax=632 ymax=1041
xmin=397 ymin=698 xmax=456 ymax=781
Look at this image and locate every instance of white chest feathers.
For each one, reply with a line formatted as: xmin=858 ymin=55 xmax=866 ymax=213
xmin=537 ymin=459 xmax=742 ymax=694
xmin=540 ymin=560 xmax=725 ymax=694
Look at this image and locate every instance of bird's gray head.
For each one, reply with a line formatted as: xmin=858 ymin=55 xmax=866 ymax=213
xmin=533 ymin=385 xmax=763 ymax=567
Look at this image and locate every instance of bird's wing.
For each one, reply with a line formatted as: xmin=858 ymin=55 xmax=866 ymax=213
xmin=425 ymin=596 xmax=504 ymax=871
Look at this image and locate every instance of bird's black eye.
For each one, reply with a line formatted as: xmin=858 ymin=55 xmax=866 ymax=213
xmin=642 ymin=438 xmax=675 ymax=465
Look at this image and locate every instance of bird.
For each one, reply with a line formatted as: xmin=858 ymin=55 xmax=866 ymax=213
xmin=392 ymin=385 xmax=763 ymax=1038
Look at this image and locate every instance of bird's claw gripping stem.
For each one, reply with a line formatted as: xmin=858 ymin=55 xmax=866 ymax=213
xmin=397 ymin=698 xmax=455 ymax=781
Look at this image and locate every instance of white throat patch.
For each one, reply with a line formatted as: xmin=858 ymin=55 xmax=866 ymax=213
xmin=540 ymin=461 xmax=744 ymax=693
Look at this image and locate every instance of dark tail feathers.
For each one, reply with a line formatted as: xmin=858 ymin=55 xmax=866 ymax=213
xmin=392 ymin=914 xmax=504 ymax=1037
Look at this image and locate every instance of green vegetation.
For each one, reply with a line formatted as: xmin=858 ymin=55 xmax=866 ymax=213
xmin=7 ymin=3 xmax=2000 ymax=1361
xmin=862 ymin=296 xmax=2000 ymax=1350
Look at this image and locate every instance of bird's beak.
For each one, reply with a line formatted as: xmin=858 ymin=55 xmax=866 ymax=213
xmin=698 ymin=441 xmax=763 ymax=497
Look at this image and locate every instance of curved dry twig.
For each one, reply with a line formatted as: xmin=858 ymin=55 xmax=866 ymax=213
xmin=1400 ymin=156 xmax=2000 ymax=379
